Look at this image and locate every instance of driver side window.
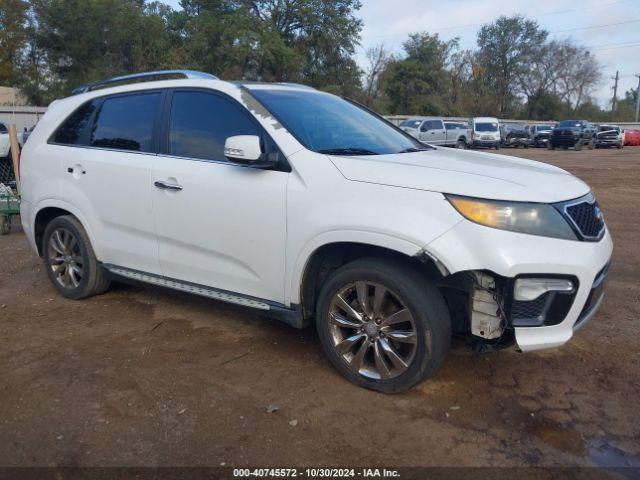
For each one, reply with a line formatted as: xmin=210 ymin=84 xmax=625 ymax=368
xmin=168 ymin=91 xmax=261 ymax=162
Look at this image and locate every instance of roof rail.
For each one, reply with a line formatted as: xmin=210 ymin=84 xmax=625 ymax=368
xmin=71 ymin=70 xmax=218 ymax=95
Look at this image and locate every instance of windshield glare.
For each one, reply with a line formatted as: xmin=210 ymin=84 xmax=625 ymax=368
xmin=249 ymin=89 xmax=426 ymax=155
xmin=475 ymin=122 xmax=498 ymax=132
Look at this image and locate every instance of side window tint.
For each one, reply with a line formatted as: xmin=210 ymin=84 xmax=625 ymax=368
xmin=52 ymin=99 xmax=100 ymax=145
xmin=90 ymin=93 xmax=160 ymax=152
xmin=169 ymin=91 xmax=260 ymax=161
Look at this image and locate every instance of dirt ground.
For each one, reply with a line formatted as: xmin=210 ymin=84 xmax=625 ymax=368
xmin=0 ymin=147 xmax=639 ymax=469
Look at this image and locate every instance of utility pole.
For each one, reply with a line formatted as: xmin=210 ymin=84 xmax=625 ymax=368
xmin=635 ymin=74 xmax=640 ymax=123
xmin=611 ymin=70 xmax=619 ymax=113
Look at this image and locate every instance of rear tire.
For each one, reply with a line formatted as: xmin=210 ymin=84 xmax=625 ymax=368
xmin=574 ymin=140 xmax=583 ymax=151
xmin=42 ymin=215 xmax=111 ymax=300
xmin=588 ymin=139 xmax=595 ymax=150
xmin=315 ymin=257 xmax=451 ymax=393
xmin=547 ymin=142 xmax=554 ymax=150
xmin=456 ymin=139 xmax=467 ymax=149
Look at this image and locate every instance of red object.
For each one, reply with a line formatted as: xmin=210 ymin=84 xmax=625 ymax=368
xmin=624 ymin=129 xmax=640 ymax=146
xmin=470 ymin=130 xmax=475 ymax=140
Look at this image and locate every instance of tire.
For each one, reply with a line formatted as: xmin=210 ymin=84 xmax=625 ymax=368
xmin=315 ymin=257 xmax=451 ymax=393
xmin=42 ymin=215 xmax=110 ymax=300
xmin=588 ymin=139 xmax=595 ymax=150
xmin=617 ymin=143 xmax=623 ymax=149
xmin=574 ymin=140 xmax=583 ymax=151
xmin=547 ymin=142 xmax=554 ymax=150
xmin=494 ymin=144 xmax=500 ymax=150
xmin=456 ymin=139 xmax=467 ymax=149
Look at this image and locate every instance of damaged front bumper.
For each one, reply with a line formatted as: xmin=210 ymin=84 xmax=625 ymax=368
xmin=425 ymin=218 xmax=613 ymax=352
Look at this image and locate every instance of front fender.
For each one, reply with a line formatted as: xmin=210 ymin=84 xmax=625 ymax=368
xmin=287 ymin=230 xmax=425 ymax=305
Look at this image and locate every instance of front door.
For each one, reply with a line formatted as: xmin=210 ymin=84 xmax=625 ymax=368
xmin=152 ymin=89 xmax=288 ymax=303
xmin=419 ymin=120 xmax=446 ymax=145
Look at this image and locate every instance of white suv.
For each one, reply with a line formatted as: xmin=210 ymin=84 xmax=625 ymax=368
xmin=20 ymin=71 xmax=612 ymax=392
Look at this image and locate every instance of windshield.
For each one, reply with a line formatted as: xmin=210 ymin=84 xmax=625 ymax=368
xmin=537 ymin=125 xmax=553 ymax=130
xmin=599 ymin=125 xmax=619 ymax=132
xmin=475 ymin=122 xmax=498 ymax=132
xmin=400 ymin=119 xmax=422 ymax=129
xmin=557 ymin=120 xmax=582 ymax=128
xmin=249 ymin=89 xmax=426 ymax=155
xmin=504 ymin=123 xmax=525 ymax=130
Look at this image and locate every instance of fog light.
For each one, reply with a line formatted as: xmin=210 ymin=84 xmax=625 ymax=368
xmin=514 ymin=278 xmax=574 ymax=301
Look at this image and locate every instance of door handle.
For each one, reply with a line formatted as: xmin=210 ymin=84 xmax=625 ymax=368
xmin=154 ymin=180 xmax=183 ymax=191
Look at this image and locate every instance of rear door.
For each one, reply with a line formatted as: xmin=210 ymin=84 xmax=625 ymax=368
xmin=54 ymin=91 xmax=163 ymax=274
xmin=151 ymin=89 xmax=288 ymax=303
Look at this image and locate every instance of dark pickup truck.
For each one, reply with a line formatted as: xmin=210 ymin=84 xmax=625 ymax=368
xmin=548 ymin=120 xmax=595 ymax=151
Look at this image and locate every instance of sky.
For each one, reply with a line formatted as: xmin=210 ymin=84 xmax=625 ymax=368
xmin=161 ymin=0 xmax=640 ymax=107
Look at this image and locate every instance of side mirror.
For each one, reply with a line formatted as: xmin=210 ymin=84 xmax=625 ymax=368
xmin=224 ymin=135 xmax=262 ymax=161
xmin=224 ymin=135 xmax=277 ymax=169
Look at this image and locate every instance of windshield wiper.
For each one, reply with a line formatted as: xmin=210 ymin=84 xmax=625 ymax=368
xmin=397 ymin=147 xmax=431 ymax=153
xmin=318 ymin=147 xmax=379 ymax=156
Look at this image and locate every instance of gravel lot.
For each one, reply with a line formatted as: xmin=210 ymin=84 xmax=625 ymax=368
xmin=0 ymin=147 xmax=638 ymax=468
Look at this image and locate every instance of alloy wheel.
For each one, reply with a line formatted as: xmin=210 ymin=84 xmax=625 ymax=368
xmin=47 ymin=227 xmax=84 ymax=289
xmin=328 ymin=281 xmax=417 ymax=380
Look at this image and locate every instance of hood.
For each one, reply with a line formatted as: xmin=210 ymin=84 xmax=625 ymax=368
xmin=328 ymin=147 xmax=590 ymax=203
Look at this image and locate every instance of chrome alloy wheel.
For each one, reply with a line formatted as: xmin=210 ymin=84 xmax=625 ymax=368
xmin=47 ymin=227 xmax=84 ymax=289
xmin=328 ymin=282 xmax=418 ymax=380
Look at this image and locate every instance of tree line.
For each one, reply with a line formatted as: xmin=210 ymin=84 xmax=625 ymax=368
xmin=0 ymin=0 xmax=637 ymax=120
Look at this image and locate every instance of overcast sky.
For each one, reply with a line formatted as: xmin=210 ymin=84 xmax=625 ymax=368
xmin=161 ymin=0 xmax=640 ymax=107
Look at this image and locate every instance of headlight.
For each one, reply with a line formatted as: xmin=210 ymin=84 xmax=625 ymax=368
xmin=446 ymin=195 xmax=577 ymax=240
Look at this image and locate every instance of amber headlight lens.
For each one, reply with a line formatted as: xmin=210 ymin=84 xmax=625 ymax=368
xmin=446 ymin=195 xmax=577 ymax=240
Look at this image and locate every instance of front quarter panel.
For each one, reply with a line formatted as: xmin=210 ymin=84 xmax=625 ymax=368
xmin=285 ymin=150 xmax=462 ymax=304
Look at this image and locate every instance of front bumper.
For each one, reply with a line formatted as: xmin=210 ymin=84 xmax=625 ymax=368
xmin=426 ymin=219 xmax=613 ymax=351
xmin=472 ymin=140 xmax=500 ymax=148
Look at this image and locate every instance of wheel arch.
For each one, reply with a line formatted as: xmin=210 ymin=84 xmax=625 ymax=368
xmin=33 ymin=200 xmax=101 ymax=258
xmin=292 ymin=234 xmax=449 ymax=322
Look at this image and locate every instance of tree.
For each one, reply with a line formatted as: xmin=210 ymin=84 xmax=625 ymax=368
xmin=29 ymin=0 xmax=182 ymax=101
xmin=383 ymin=33 xmax=458 ymax=115
xmin=0 ymin=0 xmax=29 ymax=87
xmin=362 ymin=43 xmax=391 ymax=108
xmin=476 ymin=15 xmax=547 ymax=116
xmin=553 ymin=41 xmax=601 ymax=111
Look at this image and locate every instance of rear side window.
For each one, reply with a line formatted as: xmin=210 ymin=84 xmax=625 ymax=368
xmin=52 ymin=99 xmax=100 ymax=145
xmin=90 ymin=93 xmax=160 ymax=152
xmin=168 ymin=91 xmax=261 ymax=161
xmin=0 ymin=124 xmax=7 ymax=133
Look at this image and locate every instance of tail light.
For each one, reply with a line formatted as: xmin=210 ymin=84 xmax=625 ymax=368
xmin=470 ymin=130 xmax=475 ymax=140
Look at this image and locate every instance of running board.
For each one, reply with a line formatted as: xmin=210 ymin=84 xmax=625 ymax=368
xmin=103 ymin=265 xmax=309 ymax=329
xmin=105 ymin=265 xmax=271 ymax=310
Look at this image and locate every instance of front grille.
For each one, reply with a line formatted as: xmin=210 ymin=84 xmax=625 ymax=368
xmin=565 ymin=199 xmax=605 ymax=239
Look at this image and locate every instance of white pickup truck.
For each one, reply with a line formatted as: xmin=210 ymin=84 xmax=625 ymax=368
xmin=399 ymin=117 xmax=471 ymax=148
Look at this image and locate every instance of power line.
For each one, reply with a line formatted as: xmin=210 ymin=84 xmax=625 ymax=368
xmin=550 ymin=19 xmax=640 ymax=34
xmin=365 ymin=0 xmax=634 ymax=39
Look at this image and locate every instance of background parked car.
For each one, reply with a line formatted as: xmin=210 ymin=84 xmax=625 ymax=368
xmin=500 ymin=123 xmax=529 ymax=148
xmin=526 ymin=124 xmax=555 ymax=147
xmin=470 ymin=117 xmax=500 ymax=149
xmin=400 ymin=117 xmax=471 ymax=148
xmin=548 ymin=119 xmax=595 ymax=151
xmin=594 ymin=124 xmax=624 ymax=149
